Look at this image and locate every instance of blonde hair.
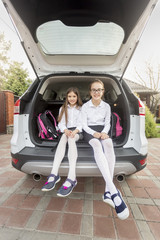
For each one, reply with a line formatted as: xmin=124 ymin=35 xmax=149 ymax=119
xmin=58 ymin=87 xmax=82 ymax=125
xmin=89 ymin=79 xmax=105 ymax=91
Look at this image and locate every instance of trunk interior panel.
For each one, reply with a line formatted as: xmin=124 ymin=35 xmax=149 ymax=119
xmin=27 ymin=75 xmax=131 ymax=147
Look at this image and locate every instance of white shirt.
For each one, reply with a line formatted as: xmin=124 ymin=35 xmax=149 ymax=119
xmin=58 ymin=105 xmax=82 ymax=132
xmin=81 ymin=99 xmax=111 ymax=135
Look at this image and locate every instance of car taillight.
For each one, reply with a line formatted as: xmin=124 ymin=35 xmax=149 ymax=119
xmin=12 ymin=158 xmax=19 ymax=164
xmin=14 ymin=99 xmax=21 ymax=115
xmin=139 ymin=158 xmax=147 ymax=166
xmin=138 ymin=99 xmax=145 ymax=116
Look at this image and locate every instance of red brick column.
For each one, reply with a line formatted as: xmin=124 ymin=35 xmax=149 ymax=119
xmin=3 ymin=90 xmax=14 ymax=134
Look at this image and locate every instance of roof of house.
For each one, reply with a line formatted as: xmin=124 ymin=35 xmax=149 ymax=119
xmin=124 ymin=78 xmax=158 ymax=94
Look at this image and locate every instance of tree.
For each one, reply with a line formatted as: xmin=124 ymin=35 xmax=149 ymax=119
xmin=0 ymin=33 xmax=11 ymax=90
xmin=3 ymin=61 xmax=32 ymax=96
xmin=0 ymin=33 xmax=32 ymax=95
xmin=135 ymin=61 xmax=160 ymax=116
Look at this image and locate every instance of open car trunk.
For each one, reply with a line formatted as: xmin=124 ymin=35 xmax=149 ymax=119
xmin=28 ymin=74 xmax=131 ymax=148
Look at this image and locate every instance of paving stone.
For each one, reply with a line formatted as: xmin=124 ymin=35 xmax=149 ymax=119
xmin=6 ymin=208 xmax=34 ymax=228
xmin=92 ymin=193 xmax=102 ymax=201
xmin=57 ymin=233 xmax=80 ymax=240
xmin=46 ymin=197 xmax=66 ymax=212
xmin=122 ymin=186 xmax=133 ymax=197
xmin=60 ymin=213 xmax=82 ymax=234
xmin=93 ymin=216 xmax=116 ymax=239
xmin=148 ymin=222 xmax=160 ymax=240
xmin=0 ymin=228 xmax=22 ymax=240
xmin=93 ymin=200 xmax=112 ymax=217
xmin=136 ymin=220 xmax=155 ymax=240
xmin=19 ymin=230 xmax=35 ymax=240
xmin=25 ymin=210 xmax=44 ymax=229
xmin=130 ymin=203 xmax=144 ymax=220
xmin=20 ymin=195 xmax=42 ymax=209
xmin=36 ymin=196 xmax=51 ymax=210
xmin=83 ymin=199 xmax=93 ymax=214
xmin=84 ymin=193 xmax=93 ymax=200
xmin=65 ymin=199 xmax=83 ymax=213
xmin=31 ymin=231 xmax=57 ymax=240
xmin=139 ymin=205 xmax=160 ymax=221
xmin=115 ymin=218 xmax=141 ymax=240
xmin=153 ymin=199 xmax=160 ymax=206
xmin=84 ymin=181 xmax=93 ymax=193
xmin=81 ymin=215 xmax=93 ymax=236
xmin=80 ymin=237 xmax=93 ymax=240
xmin=0 ymin=207 xmax=15 ymax=226
xmin=37 ymin=211 xmax=61 ymax=232
xmin=135 ymin=198 xmax=155 ymax=205
xmin=145 ymin=187 xmax=160 ymax=199
xmin=130 ymin=187 xmax=149 ymax=198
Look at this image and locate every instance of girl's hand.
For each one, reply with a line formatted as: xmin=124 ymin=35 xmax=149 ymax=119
xmin=93 ymin=132 xmax=101 ymax=139
xmin=64 ymin=129 xmax=72 ymax=137
xmin=101 ymin=132 xmax=109 ymax=140
xmin=70 ymin=129 xmax=79 ymax=138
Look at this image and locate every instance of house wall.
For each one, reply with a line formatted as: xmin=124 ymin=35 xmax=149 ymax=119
xmin=3 ymin=90 xmax=14 ymax=134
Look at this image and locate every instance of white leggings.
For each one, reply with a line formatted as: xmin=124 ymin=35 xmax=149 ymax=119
xmin=51 ymin=133 xmax=79 ymax=180
xmin=89 ymin=138 xmax=117 ymax=195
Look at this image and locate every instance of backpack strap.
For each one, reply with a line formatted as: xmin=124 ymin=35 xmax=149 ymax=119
xmin=45 ymin=110 xmax=58 ymax=129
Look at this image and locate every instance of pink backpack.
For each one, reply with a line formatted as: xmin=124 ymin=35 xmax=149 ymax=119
xmin=109 ymin=112 xmax=123 ymax=138
xmin=37 ymin=110 xmax=61 ymax=140
xmin=113 ymin=112 xmax=123 ymax=137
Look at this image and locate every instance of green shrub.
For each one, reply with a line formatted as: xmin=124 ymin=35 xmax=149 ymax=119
xmin=145 ymin=106 xmax=158 ymax=138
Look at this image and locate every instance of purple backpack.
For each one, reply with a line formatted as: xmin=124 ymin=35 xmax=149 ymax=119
xmin=37 ymin=110 xmax=61 ymax=140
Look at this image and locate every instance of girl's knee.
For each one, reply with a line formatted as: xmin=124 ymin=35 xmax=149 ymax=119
xmin=89 ymin=138 xmax=102 ymax=149
xmin=68 ymin=137 xmax=76 ymax=145
xmin=102 ymin=138 xmax=113 ymax=148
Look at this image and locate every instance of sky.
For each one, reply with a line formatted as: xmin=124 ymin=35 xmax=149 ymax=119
xmin=0 ymin=0 xmax=160 ymax=87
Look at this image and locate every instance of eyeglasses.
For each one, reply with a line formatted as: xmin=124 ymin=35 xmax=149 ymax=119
xmin=91 ymin=88 xmax=104 ymax=93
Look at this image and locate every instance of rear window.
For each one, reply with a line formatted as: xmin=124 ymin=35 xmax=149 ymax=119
xmin=36 ymin=20 xmax=124 ymax=55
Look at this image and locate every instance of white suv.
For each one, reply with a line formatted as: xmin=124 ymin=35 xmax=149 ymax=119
xmin=2 ymin=0 xmax=157 ymax=181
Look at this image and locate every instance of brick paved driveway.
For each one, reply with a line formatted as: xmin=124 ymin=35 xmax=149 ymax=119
xmin=0 ymin=134 xmax=160 ymax=240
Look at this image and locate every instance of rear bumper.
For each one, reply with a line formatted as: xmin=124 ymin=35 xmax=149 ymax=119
xmin=11 ymin=146 xmax=147 ymax=177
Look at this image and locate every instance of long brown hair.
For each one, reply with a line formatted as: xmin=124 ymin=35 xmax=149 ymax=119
xmin=58 ymin=87 xmax=82 ymax=125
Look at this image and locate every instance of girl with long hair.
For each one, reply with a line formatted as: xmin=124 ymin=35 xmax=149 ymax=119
xmin=42 ymin=87 xmax=83 ymax=197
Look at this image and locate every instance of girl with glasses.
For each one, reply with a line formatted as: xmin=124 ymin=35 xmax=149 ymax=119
xmin=81 ymin=79 xmax=129 ymax=220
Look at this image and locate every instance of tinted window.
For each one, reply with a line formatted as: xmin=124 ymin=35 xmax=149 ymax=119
xmin=36 ymin=20 xmax=124 ymax=55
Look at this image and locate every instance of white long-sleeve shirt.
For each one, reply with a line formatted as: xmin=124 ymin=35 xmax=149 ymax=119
xmin=81 ymin=99 xmax=111 ymax=135
xmin=58 ymin=105 xmax=82 ymax=133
